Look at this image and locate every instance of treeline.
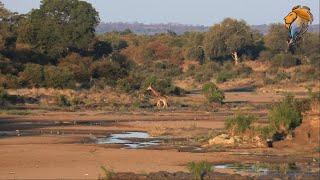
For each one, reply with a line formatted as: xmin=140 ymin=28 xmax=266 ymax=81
xmin=96 ymin=22 xmax=208 ymax=35
xmin=96 ymin=22 xmax=320 ymax=35
xmin=0 ymin=0 xmax=319 ymax=94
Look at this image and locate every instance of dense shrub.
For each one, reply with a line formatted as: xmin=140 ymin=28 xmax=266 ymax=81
xmin=0 ymin=55 xmax=18 ymax=75
xmin=216 ymin=71 xmax=236 ymax=83
xmin=225 ymin=114 xmax=256 ymax=135
xmin=194 ymin=72 xmax=211 ymax=83
xmin=55 ymin=94 xmax=71 ymax=107
xmin=259 ymin=50 xmax=274 ymax=61
xmin=202 ymin=83 xmax=225 ymax=104
xmin=292 ymin=66 xmax=318 ymax=83
xmin=58 ymin=53 xmax=93 ymax=85
xmin=192 ymin=62 xmax=221 ymax=83
xmin=116 ymin=72 xmax=144 ymax=93
xmin=0 ymin=74 xmax=19 ymax=88
xmin=153 ymin=60 xmax=182 ymax=78
xmin=91 ymin=54 xmax=132 ymax=87
xmin=44 ymin=66 xmax=75 ymax=88
xmin=275 ymin=71 xmax=291 ymax=82
xmin=309 ymin=54 xmax=320 ymax=70
xmin=143 ymin=75 xmax=184 ymax=96
xmin=0 ymin=87 xmax=9 ymax=105
xmin=18 ymin=63 xmax=44 ymax=87
xmin=187 ymin=161 xmax=213 ymax=180
xmin=234 ymin=64 xmax=253 ymax=77
xmin=268 ymin=95 xmax=302 ymax=133
xmin=271 ymin=53 xmax=300 ymax=68
xmin=256 ymin=125 xmax=275 ymax=140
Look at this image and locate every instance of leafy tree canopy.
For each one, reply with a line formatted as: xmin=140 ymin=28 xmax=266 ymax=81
xmin=18 ymin=0 xmax=100 ymax=58
xmin=204 ymin=18 xmax=254 ymax=60
xmin=264 ymin=24 xmax=288 ymax=53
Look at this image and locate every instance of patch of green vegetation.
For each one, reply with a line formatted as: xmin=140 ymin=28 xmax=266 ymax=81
xmin=269 ymin=94 xmax=302 ymax=134
xmin=55 ymin=94 xmax=71 ymax=107
xmin=202 ymin=83 xmax=225 ymax=104
xmin=187 ymin=161 xmax=213 ymax=180
xmin=255 ymin=125 xmax=275 ymax=140
xmin=99 ymin=165 xmax=115 ymax=180
xmin=216 ymin=71 xmax=236 ymax=83
xmin=0 ymin=87 xmax=9 ymax=106
xmin=225 ymin=113 xmax=256 ymax=135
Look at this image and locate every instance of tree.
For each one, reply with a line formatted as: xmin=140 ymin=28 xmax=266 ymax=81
xmin=0 ymin=1 xmax=10 ymax=16
xmin=204 ymin=18 xmax=254 ymax=65
xmin=183 ymin=31 xmax=205 ymax=64
xmin=91 ymin=40 xmax=113 ymax=59
xmin=18 ymin=0 xmax=100 ymax=59
xmin=264 ymin=24 xmax=288 ymax=54
xmin=0 ymin=1 xmax=19 ymax=51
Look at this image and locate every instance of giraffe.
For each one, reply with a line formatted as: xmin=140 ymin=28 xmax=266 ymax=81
xmin=147 ymin=84 xmax=168 ymax=109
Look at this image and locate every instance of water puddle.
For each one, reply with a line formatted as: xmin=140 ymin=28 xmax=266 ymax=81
xmin=213 ymin=162 xmax=319 ymax=175
xmin=96 ymin=132 xmax=160 ymax=149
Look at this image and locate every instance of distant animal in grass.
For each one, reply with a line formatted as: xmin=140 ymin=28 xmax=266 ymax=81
xmin=146 ymin=84 xmax=168 ymax=109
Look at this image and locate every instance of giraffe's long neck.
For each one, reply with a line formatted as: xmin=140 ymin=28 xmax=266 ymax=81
xmin=150 ymin=87 xmax=160 ymax=97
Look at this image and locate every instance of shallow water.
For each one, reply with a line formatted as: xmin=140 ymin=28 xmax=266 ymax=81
xmin=96 ymin=132 xmax=160 ymax=149
xmin=213 ymin=162 xmax=320 ymax=176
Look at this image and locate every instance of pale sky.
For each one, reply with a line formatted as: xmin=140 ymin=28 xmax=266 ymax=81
xmin=1 ymin=0 xmax=319 ymax=25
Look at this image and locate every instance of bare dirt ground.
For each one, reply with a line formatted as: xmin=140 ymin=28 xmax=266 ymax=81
xmin=0 ymin=91 xmax=319 ymax=179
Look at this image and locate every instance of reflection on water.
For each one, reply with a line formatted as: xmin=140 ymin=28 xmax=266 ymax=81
xmin=96 ymin=132 xmax=160 ymax=149
xmin=214 ymin=162 xmax=320 ymax=176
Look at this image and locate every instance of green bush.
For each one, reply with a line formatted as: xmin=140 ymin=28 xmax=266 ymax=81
xmin=235 ymin=64 xmax=253 ymax=77
xmin=263 ymin=77 xmax=277 ymax=85
xmin=275 ymin=71 xmax=291 ymax=81
xmin=0 ymin=74 xmax=19 ymax=88
xmin=144 ymin=76 xmax=184 ymax=96
xmin=256 ymin=125 xmax=275 ymax=140
xmin=187 ymin=161 xmax=213 ymax=180
xmin=259 ymin=50 xmax=274 ymax=61
xmin=309 ymin=54 xmax=320 ymax=70
xmin=18 ymin=63 xmax=44 ymax=87
xmin=99 ymin=165 xmax=114 ymax=180
xmin=271 ymin=53 xmax=300 ymax=68
xmin=202 ymin=83 xmax=225 ymax=104
xmin=194 ymin=72 xmax=211 ymax=83
xmin=55 ymin=94 xmax=71 ymax=107
xmin=225 ymin=114 xmax=256 ymax=135
xmin=0 ymin=87 xmax=9 ymax=106
xmin=292 ymin=66 xmax=319 ymax=83
xmin=153 ymin=60 xmax=182 ymax=78
xmin=90 ymin=53 xmax=133 ymax=87
xmin=116 ymin=72 xmax=143 ymax=93
xmin=58 ymin=53 xmax=93 ymax=85
xmin=44 ymin=66 xmax=76 ymax=88
xmin=216 ymin=71 xmax=236 ymax=83
xmin=268 ymin=95 xmax=302 ymax=133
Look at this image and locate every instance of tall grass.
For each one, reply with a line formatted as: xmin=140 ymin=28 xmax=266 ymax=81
xmin=99 ymin=166 xmax=114 ymax=180
xmin=187 ymin=161 xmax=213 ymax=180
xmin=268 ymin=94 xmax=302 ymax=133
xmin=225 ymin=114 xmax=256 ymax=135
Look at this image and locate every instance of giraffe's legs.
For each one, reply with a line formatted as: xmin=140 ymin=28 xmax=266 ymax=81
xmin=159 ymin=99 xmax=168 ymax=109
xmin=156 ymin=100 xmax=162 ymax=108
